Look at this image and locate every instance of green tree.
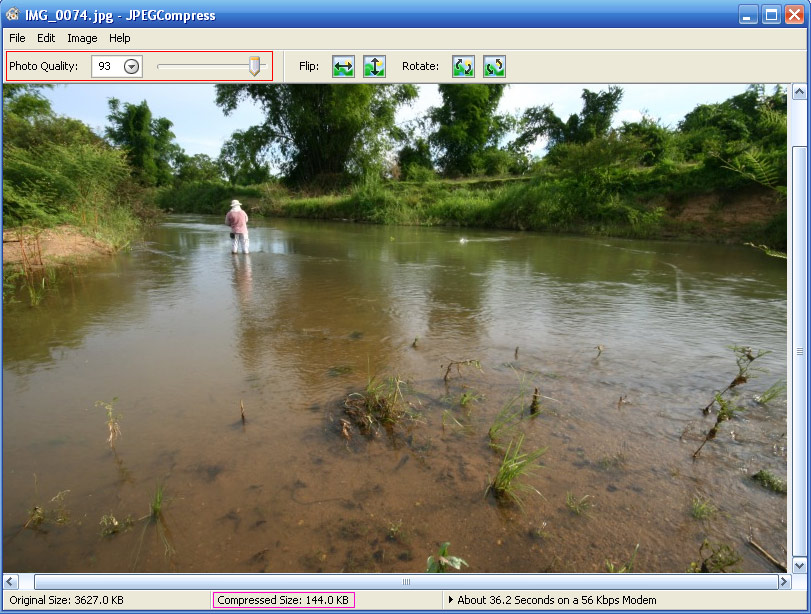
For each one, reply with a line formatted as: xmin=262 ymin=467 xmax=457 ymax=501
xmin=215 ymin=84 xmax=417 ymax=185
xmin=218 ymin=126 xmax=272 ymax=185
xmin=173 ymin=152 xmax=222 ymax=184
xmin=517 ymin=86 xmax=623 ymax=150
xmin=397 ymin=137 xmax=433 ymax=180
xmin=428 ymin=84 xmax=507 ymax=176
xmin=105 ymin=98 xmax=179 ymax=186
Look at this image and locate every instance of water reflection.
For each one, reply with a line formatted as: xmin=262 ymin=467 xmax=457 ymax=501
xmin=231 ymin=254 xmax=253 ymax=305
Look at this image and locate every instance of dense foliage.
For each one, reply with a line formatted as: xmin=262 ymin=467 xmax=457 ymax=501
xmin=3 ymin=85 xmax=139 ymax=241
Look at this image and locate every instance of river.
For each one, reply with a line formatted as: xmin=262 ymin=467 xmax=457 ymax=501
xmin=3 ymin=215 xmax=788 ymax=573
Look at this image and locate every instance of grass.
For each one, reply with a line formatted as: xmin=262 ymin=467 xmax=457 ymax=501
xmin=565 ymin=492 xmax=594 ymax=516
xmin=459 ymin=390 xmax=482 ymax=407
xmin=687 ymin=539 xmax=742 ymax=573
xmin=597 ymin=448 xmax=628 ymax=471
xmin=754 ymin=380 xmax=787 ymax=405
xmin=605 ymin=544 xmax=640 ymax=573
xmin=690 ymin=495 xmax=717 ymax=520
xmin=752 ymin=469 xmax=787 ymax=494
xmin=486 ymin=434 xmax=546 ymax=509
xmin=132 ymin=483 xmax=175 ymax=571
xmin=343 ymin=373 xmax=416 ymax=436
xmin=96 ymin=397 xmax=121 ymax=449
xmin=426 ymin=542 xmax=468 ymax=573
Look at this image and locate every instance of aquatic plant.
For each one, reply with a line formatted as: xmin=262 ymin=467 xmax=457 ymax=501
xmin=343 ymin=374 xmax=415 ymax=436
xmin=459 ymin=390 xmax=482 ymax=407
xmin=132 ymin=483 xmax=175 ymax=570
xmin=24 ymin=506 xmax=46 ymax=531
xmin=387 ymin=520 xmax=403 ymax=541
xmin=687 ymin=539 xmax=742 ymax=573
xmin=702 ymin=345 xmax=769 ymax=414
xmin=691 ymin=495 xmax=716 ymax=520
xmin=565 ymin=492 xmax=593 ymax=516
xmin=487 ymin=434 xmax=546 ymax=509
xmin=488 ymin=390 xmax=527 ymax=449
xmin=694 ymin=394 xmax=745 ymax=458
xmin=752 ymin=469 xmax=787 ymax=494
xmin=96 ymin=397 xmax=121 ymax=449
xmin=754 ymin=380 xmax=787 ymax=405
xmin=24 ymin=489 xmax=71 ymax=531
xmin=426 ymin=542 xmax=468 ymax=573
xmin=597 ymin=449 xmax=628 ymax=471
xmin=100 ymin=513 xmax=134 ymax=537
xmin=605 ymin=544 xmax=639 ymax=573
xmin=442 ymin=359 xmax=481 ymax=382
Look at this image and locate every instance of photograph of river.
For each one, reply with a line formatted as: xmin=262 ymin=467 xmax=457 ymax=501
xmin=3 ymin=83 xmax=788 ymax=573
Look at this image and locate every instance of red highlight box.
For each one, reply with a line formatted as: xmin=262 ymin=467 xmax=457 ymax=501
xmin=213 ymin=592 xmax=356 ymax=609
xmin=5 ymin=50 xmax=274 ymax=82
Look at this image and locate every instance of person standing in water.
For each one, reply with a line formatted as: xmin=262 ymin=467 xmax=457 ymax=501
xmin=225 ymin=199 xmax=250 ymax=254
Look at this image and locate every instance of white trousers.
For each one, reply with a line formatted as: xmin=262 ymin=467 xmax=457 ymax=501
xmin=232 ymin=233 xmax=250 ymax=254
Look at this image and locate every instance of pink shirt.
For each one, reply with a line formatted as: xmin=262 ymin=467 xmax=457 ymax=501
xmin=225 ymin=208 xmax=249 ymax=234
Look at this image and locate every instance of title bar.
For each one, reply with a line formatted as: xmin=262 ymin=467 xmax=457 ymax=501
xmin=1 ymin=0 xmax=809 ymax=28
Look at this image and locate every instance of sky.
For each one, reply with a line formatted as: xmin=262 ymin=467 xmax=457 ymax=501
xmin=42 ymin=83 xmax=759 ymax=161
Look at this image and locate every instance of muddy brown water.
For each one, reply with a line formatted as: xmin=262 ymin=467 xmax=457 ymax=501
xmin=3 ymin=216 xmax=787 ymax=573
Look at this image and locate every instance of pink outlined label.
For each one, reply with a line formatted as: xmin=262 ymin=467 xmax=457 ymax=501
xmin=213 ymin=592 xmax=356 ymax=609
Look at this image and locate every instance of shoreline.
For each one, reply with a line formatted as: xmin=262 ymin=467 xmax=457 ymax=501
xmin=2 ymin=226 xmax=116 ymax=269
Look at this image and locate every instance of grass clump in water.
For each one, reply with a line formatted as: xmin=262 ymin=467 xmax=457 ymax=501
xmin=751 ymin=469 xmax=787 ymax=494
xmin=426 ymin=542 xmax=468 ymax=573
xmin=343 ymin=374 xmax=415 ymax=437
xmin=694 ymin=394 xmax=745 ymax=458
xmin=702 ymin=345 xmax=768 ymax=414
xmin=605 ymin=544 xmax=639 ymax=573
xmin=565 ymin=492 xmax=594 ymax=516
xmin=100 ymin=513 xmax=134 ymax=537
xmin=690 ymin=495 xmax=717 ymax=520
xmin=687 ymin=539 xmax=742 ymax=573
xmin=132 ymin=483 xmax=175 ymax=570
xmin=96 ymin=397 xmax=121 ymax=449
xmin=486 ymin=434 xmax=546 ymax=509
xmin=754 ymin=380 xmax=786 ymax=405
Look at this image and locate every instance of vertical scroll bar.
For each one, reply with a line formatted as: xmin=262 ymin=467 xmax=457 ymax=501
xmin=793 ymin=145 xmax=807 ymax=556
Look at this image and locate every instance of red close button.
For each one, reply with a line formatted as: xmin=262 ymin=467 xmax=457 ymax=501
xmin=785 ymin=4 xmax=804 ymax=24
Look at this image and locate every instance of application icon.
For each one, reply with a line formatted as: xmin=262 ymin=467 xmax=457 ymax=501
xmin=762 ymin=5 xmax=780 ymax=23
xmin=5 ymin=6 xmax=19 ymax=20
xmin=332 ymin=55 xmax=354 ymax=78
xmin=786 ymin=5 xmax=804 ymax=24
xmin=483 ymin=55 xmax=506 ymax=78
xmin=738 ymin=4 xmax=758 ymax=23
xmin=363 ymin=55 xmax=386 ymax=78
xmin=452 ymin=55 xmax=474 ymax=78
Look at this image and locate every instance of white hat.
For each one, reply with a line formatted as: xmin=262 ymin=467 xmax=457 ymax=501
xmin=230 ymin=199 xmax=242 ymax=208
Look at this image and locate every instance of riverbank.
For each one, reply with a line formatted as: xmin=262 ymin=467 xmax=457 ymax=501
xmin=163 ymin=175 xmax=786 ymax=248
xmin=3 ymin=226 xmax=117 ymax=268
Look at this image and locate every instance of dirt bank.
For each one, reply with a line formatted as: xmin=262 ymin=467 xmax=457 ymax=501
xmin=3 ymin=226 xmax=113 ymax=268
